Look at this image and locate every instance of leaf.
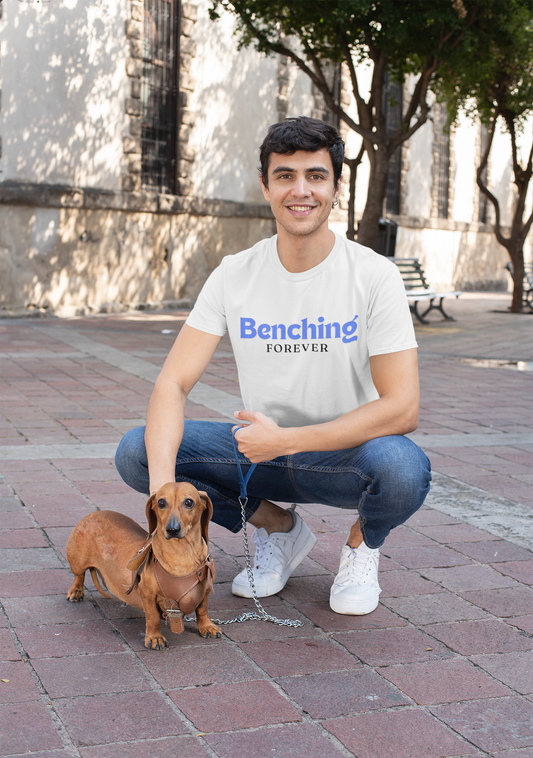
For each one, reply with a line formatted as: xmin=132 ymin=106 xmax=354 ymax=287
xmin=1 ymin=679 xmax=10 ymax=683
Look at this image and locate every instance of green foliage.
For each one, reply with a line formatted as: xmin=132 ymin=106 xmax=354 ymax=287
xmin=436 ymin=0 xmax=533 ymax=129
xmin=210 ymin=0 xmax=475 ymax=78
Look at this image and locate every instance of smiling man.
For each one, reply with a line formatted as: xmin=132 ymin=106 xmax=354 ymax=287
xmin=116 ymin=116 xmax=431 ymax=615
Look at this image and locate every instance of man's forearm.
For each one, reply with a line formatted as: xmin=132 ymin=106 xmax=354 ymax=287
xmin=282 ymin=394 xmax=419 ymax=456
xmin=234 ymin=393 xmax=418 ymax=464
xmin=145 ymin=379 xmax=187 ymax=493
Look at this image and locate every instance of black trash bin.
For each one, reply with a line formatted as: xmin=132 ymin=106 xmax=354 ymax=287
xmin=372 ymin=218 xmax=398 ymax=257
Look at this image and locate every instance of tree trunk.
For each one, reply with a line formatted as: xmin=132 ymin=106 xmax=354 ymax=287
xmin=508 ymin=242 xmax=525 ymax=313
xmin=346 ymin=160 xmax=357 ymax=242
xmin=356 ymin=147 xmax=390 ymax=248
xmin=344 ymin=145 xmax=365 ymax=242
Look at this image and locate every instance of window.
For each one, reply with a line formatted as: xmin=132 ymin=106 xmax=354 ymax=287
xmin=323 ymin=63 xmax=342 ymax=131
xmin=433 ymin=102 xmax=451 ymax=219
xmin=141 ymin=0 xmax=180 ymax=193
xmin=383 ymin=73 xmax=403 ymax=216
xmin=312 ymin=62 xmax=342 ymax=131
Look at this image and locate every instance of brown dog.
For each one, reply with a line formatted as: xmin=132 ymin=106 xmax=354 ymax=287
xmin=66 ymin=482 xmax=221 ymax=649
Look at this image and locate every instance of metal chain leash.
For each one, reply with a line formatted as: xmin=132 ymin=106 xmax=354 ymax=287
xmin=185 ymin=495 xmax=303 ymax=627
xmin=184 ymin=431 xmax=304 ymax=629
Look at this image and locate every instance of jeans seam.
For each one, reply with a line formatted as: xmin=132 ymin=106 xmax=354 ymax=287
xmin=290 ymin=465 xmax=373 ymax=481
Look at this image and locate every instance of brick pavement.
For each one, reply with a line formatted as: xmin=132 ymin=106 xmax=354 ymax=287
xmin=0 ymin=293 xmax=532 ymax=758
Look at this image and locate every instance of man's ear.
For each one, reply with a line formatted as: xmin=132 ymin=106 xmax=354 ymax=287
xmin=145 ymin=493 xmax=157 ymax=536
xmin=198 ymin=491 xmax=213 ymax=544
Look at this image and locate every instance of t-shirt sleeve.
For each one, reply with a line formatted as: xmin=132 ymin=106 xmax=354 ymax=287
xmin=366 ymin=261 xmax=417 ymax=356
xmin=185 ymin=261 xmax=227 ymax=337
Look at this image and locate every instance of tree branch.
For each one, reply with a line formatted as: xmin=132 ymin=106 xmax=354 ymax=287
xmin=477 ymin=115 xmax=508 ymax=249
xmin=235 ymin=14 xmax=376 ymax=143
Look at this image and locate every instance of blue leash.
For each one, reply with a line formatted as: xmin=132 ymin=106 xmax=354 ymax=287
xmin=231 ymin=427 xmax=257 ymax=503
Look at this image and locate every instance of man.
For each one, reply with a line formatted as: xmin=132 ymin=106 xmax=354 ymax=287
xmin=116 ymin=116 xmax=431 ymax=615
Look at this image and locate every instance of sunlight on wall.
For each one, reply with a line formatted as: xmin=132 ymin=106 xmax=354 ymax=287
xmin=0 ymin=0 xmax=128 ymax=189
xmin=190 ymin=0 xmax=278 ymax=203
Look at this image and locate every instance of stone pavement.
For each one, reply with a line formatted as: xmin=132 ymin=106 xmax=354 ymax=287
xmin=0 ymin=292 xmax=532 ymax=758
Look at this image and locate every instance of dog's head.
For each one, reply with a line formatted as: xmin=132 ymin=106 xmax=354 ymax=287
xmin=145 ymin=482 xmax=213 ymax=544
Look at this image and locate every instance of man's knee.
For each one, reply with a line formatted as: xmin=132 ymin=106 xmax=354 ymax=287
xmin=365 ymin=436 xmax=431 ymax=496
xmin=115 ymin=426 xmax=149 ymax=493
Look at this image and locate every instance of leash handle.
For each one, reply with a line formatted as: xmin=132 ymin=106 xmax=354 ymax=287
xmin=231 ymin=426 xmax=257 ymax=500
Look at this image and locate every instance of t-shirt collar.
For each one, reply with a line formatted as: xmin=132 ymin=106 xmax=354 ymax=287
xmin=269 ymin=232 xmax=342 ymax=281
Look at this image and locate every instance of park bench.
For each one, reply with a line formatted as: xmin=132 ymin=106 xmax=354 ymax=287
xmin=393 ymin=257 xmax=462 ymax=324
xmin=505 ymin=262 xmax=533 ymax=312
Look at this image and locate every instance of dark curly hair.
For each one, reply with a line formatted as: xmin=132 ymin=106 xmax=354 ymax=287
xmin=259 ymin=116 xmax=345 ymax=188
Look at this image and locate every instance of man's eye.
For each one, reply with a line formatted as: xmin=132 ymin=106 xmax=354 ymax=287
xmin=157 ymin=498 xmax=167 ymax=509
xmin=183 ymin=498 xmax=195 ymax=509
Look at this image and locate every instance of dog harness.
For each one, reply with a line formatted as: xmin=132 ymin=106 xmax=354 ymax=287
xmin=124 ymin=533 xmax=214 ymax=634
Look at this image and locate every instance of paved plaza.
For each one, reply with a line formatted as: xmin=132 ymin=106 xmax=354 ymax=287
xmin=0 ymin=292 xmax=532 ymax=758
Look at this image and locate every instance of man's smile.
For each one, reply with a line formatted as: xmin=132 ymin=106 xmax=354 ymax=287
xmin=286 ymin=204 xmax=316 ymax=213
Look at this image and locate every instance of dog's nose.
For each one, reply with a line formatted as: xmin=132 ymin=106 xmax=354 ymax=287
xmin=165 ymin=516 xmax=182 ymax=539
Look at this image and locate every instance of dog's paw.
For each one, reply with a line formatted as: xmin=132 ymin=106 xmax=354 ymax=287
xmin=144 ymin=634 xmax=168 ymax=651
xmin=67 ymin=589 xmax=84 ymax=603
xmin=197 ymin=622 xmax=222 ymax=639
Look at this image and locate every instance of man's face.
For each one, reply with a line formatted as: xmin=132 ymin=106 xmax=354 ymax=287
xmin=260 ymin=149 xmax=340 ymax=239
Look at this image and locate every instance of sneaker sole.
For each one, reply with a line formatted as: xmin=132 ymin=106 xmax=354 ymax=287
xmin=232 ymin=530 xmax=317 ymax=598
xmin=329 ymin=591 xmax=380 ymax=616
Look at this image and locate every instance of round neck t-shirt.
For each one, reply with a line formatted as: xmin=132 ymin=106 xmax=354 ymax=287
xmin=186 ymin=232 xmax=417 ymax=428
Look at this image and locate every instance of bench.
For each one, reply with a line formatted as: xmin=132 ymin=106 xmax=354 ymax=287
xmin=393 ymin=258 xmax=462 ymax=324
xmin=505 ymin=262 xmax=533 ymax=312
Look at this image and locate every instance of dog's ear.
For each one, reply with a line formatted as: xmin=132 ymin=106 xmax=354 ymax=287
xmin=145 ymin=493 xmax=157 ymax=536
xmin=198 ymin=491 xmax=213 ymax=544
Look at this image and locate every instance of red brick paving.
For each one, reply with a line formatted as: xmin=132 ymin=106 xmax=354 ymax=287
xmin=470 ymin=650 xmax=533 ymax=695
xmin=171 ymin=679 xmax=301 ymax=731
xmin=205 ymin=723 xmax=348 ymax=758
xmin=377 ymin=658 xmax=510 ymax=704
xmin=323 ymin=708 xmax=481 ymax=758
xmin=276 ymin=668 xmax=410 ymax=718
xmin=1 ymin=299 xmax=533 ymax=757
xmin=78 ymin=736 xmax=213 ymax=758
xmin=53 ymin=691 xmax=189 ymax=746
xmin=432 ymin=697 xmax=533 ymax=753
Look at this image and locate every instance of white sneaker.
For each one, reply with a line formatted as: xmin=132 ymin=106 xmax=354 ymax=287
xmin=329 ymin=542 xmax=381 ymax=615
xmin=231 ymin=510 xmax=316 ymax=598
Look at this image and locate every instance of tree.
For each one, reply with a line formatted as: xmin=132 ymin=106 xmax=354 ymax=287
xmin=437 ymin=0 xmax=533 ymax=312
xmin=209 ymin=0 xmax=486 ymax=246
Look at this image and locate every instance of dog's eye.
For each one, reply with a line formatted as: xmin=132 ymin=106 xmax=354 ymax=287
xmin=157 ymin=498 xmax=167 ymax=509
xmin=183 ymin=498 xmax=195 ymax=509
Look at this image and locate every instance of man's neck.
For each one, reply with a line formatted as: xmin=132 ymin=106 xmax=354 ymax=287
xmin=276 ymin=225 xmax=336 ymax=273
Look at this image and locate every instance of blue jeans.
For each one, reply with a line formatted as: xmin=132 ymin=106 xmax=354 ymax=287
xmin=115 ymin=421 xmax=431 ymax=549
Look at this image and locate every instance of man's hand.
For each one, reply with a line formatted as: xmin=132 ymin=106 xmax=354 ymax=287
xmin=232 ymin=410 xmax=290 ymax=463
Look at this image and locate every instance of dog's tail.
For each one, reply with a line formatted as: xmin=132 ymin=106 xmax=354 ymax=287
xmin=89 ymin=568 xmax=114 ymax=599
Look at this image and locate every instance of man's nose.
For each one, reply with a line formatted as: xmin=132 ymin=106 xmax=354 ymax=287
xmin=291 ymin=177 xmax=310 ymax=196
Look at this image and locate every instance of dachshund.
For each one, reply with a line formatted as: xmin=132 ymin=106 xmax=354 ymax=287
xmin=66 ymin=482 xmax=220 ymax=649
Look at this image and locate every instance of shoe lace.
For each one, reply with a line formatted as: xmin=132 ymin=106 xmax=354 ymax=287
xmin=340 ymin=547 xmax=376 ymax=585
xmin=252 ymin=529 xmax=286 ymax=572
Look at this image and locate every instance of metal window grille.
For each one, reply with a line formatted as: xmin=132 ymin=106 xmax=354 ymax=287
xmin=383 ymin=73 xmax=403 ymax=216
xmin=433 ymin=102 xmax=450 ymax=219
xmin=141 ymin=0 xmax=180 ymax=193
xmin=478 ymin=124 xmax=489 ymax=223
xmin=322 ymin=63 xmax=342 ymax=131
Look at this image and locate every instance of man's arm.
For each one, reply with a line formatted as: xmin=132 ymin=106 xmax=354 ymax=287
xmin=233 ymin=348 xmax=419 ymax=463
xmin=145 ymin=324 xmax=222 ymax=493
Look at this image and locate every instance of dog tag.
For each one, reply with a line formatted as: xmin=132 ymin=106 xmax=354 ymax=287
xmin=165 ymin=608 xmax=184 ymax=634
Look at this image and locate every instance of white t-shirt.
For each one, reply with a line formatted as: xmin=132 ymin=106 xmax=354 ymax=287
xmin=186 ymin=232 xmax=417 ymax=428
